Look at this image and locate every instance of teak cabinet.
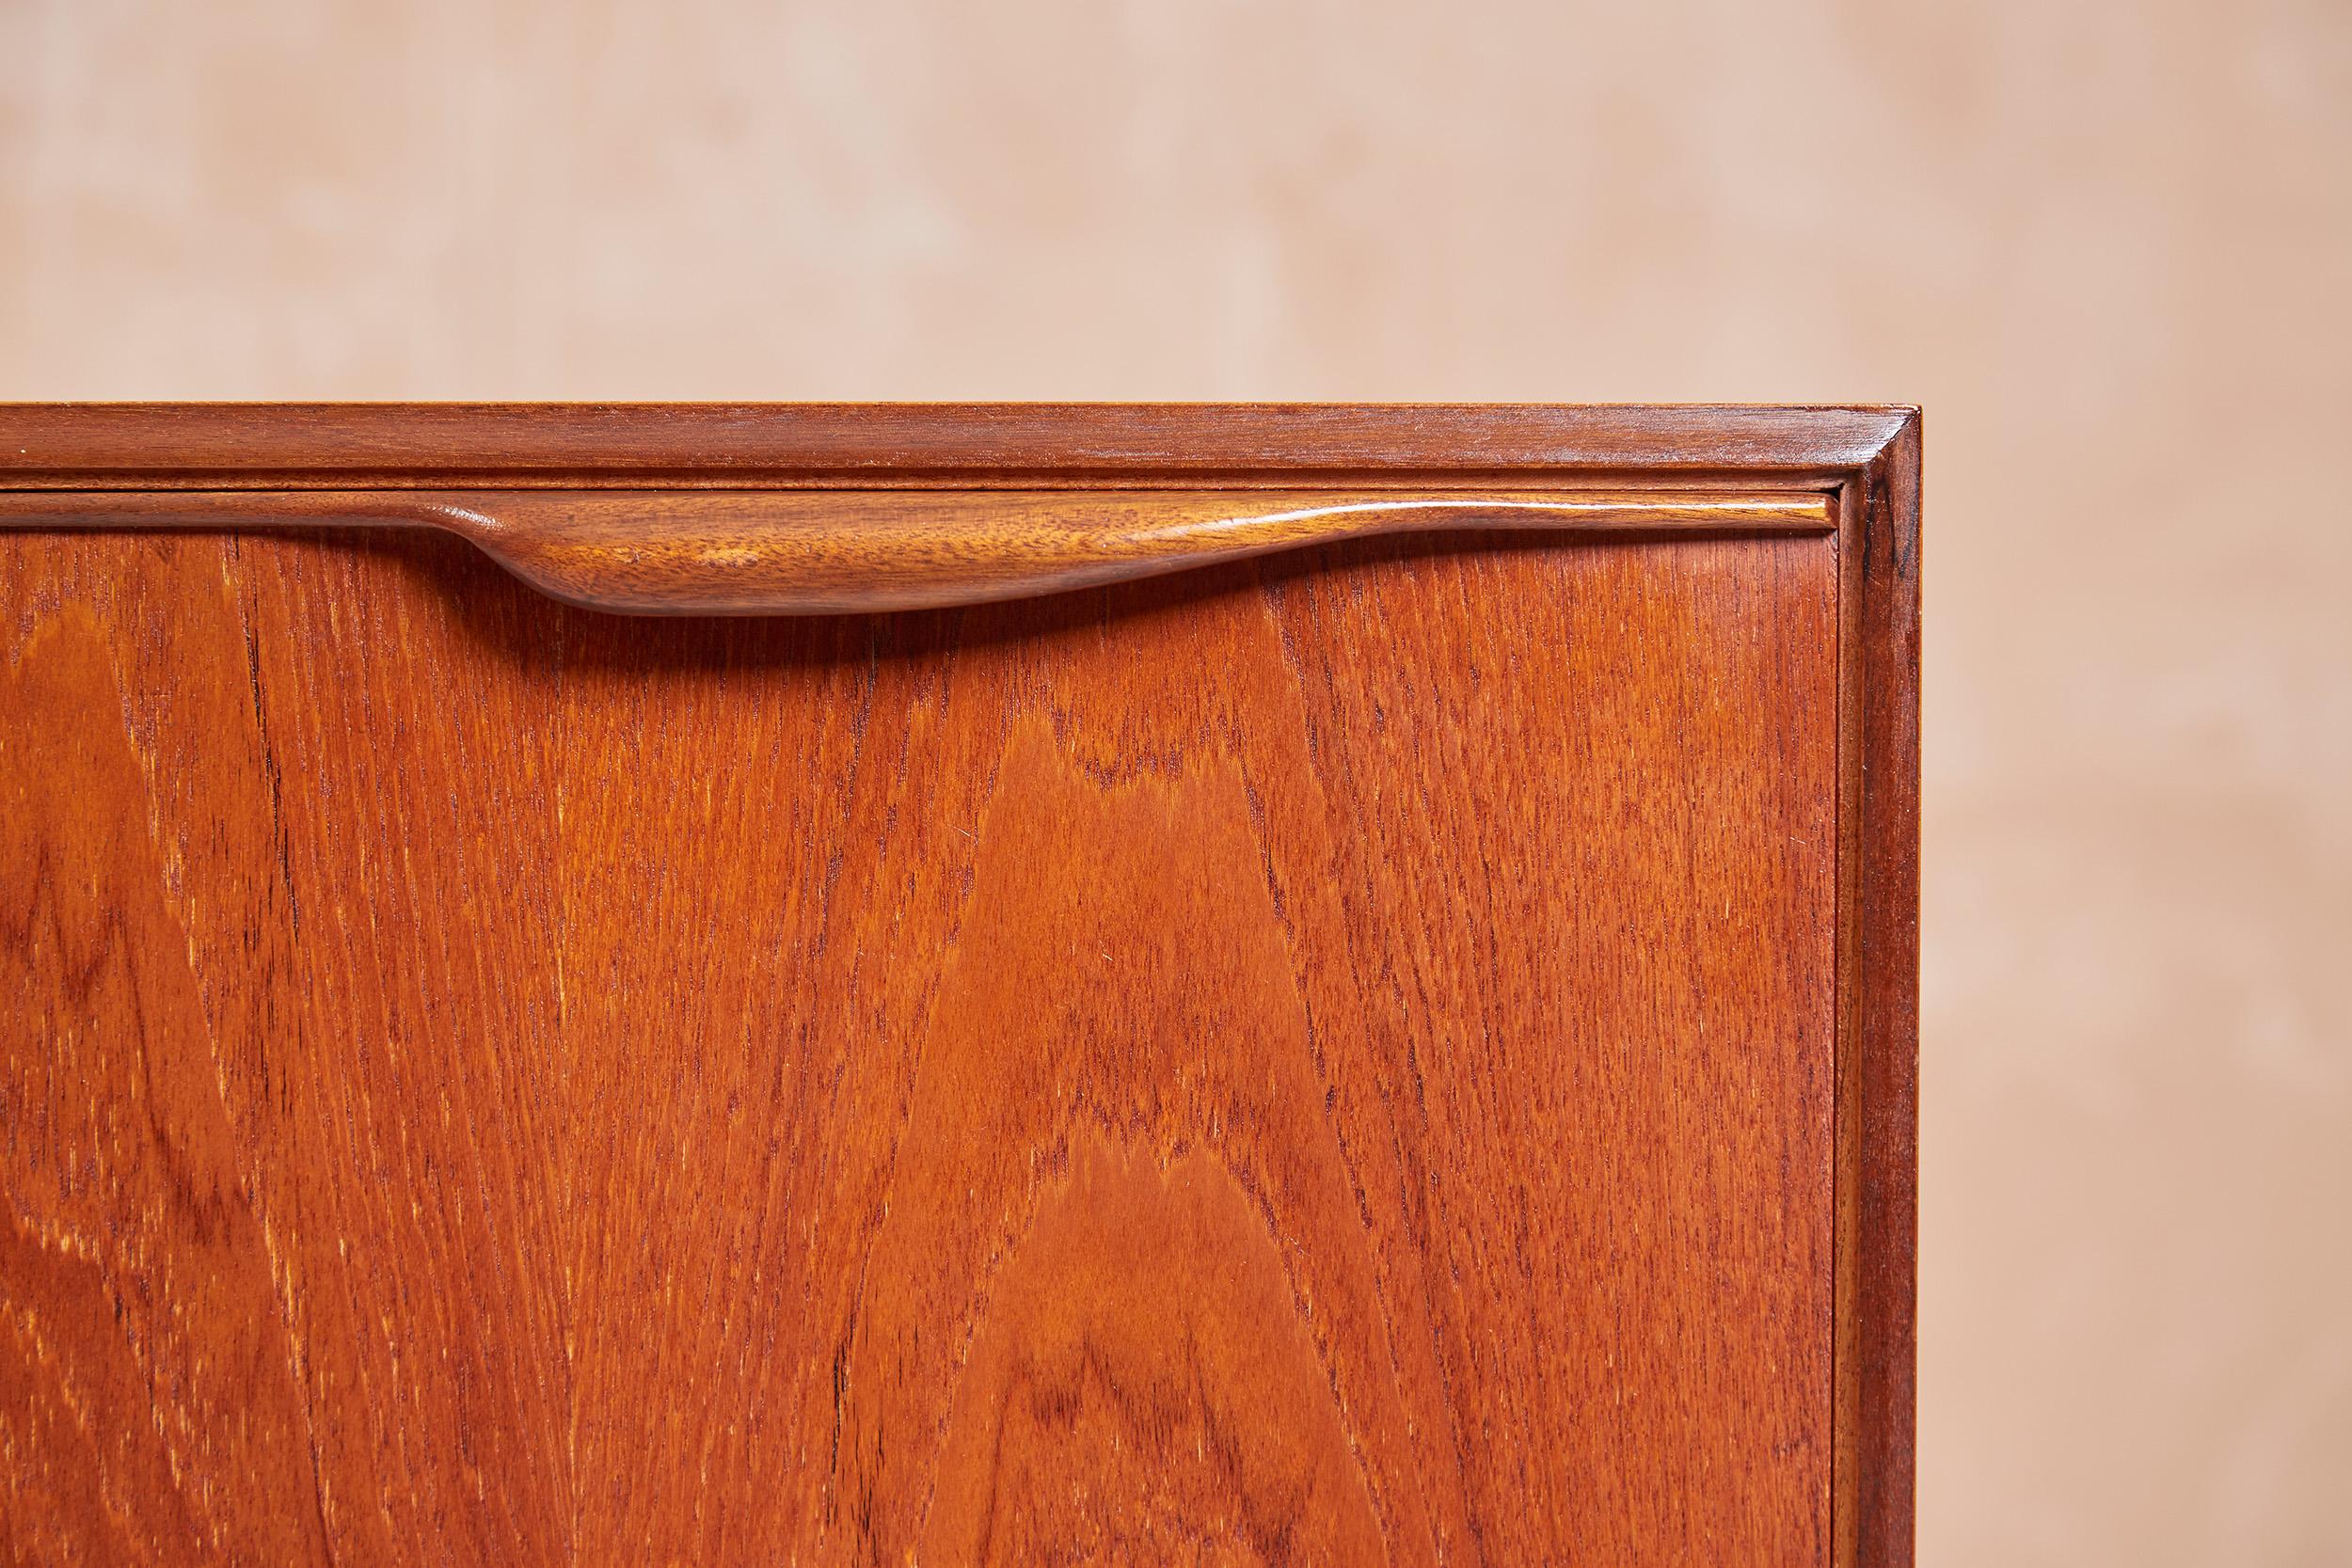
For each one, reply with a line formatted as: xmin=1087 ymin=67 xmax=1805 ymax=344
xmin=0 ymin=404 xmax=1918 ymax=1565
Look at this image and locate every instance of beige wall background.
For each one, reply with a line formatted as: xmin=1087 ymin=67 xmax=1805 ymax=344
xmin=5 ymin=0 xmax=2347 ymax=1561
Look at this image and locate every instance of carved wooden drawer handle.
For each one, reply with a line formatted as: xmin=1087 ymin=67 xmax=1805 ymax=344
xmin=0 ymin=488 xmax=1830 ymax=614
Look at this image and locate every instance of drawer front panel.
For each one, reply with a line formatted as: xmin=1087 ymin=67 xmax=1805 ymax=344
xmin=3 ymin=522 xmax=1837 ymax=1562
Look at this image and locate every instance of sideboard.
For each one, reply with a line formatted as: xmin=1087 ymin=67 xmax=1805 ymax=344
xmin=0 ymin=404 xmax=1918 ymax=1565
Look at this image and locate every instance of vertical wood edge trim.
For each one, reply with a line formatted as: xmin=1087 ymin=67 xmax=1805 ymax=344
xmin=1831 ymin=413 xmax=1922 ymax=1568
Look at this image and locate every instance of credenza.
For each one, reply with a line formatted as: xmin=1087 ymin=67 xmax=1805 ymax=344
xmin=0 ymin=404 xmax=1918 ymax=1564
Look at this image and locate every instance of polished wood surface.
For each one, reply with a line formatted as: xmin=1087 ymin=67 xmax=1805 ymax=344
xmin=0 ymin=487 xmax=1828 ymax=614
xmin=0 ymin=404 xmax=1870 ymax=615
xmin=1839 ymin=419 xmax=1921 ymax=1568
xmin=0 ymin=402 xmax=1915 ymax=487
xmin=0 ymin=404 xmax=1919 ymax=1565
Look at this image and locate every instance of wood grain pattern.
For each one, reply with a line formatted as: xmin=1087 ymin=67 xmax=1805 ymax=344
xmin=0 ymin=403 xmax=1915 ymax=488
xmin=0 ymin=404 xmax=1918 ymax=1565
xmin=0 ymin=488 xmax=1828 ymax=615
